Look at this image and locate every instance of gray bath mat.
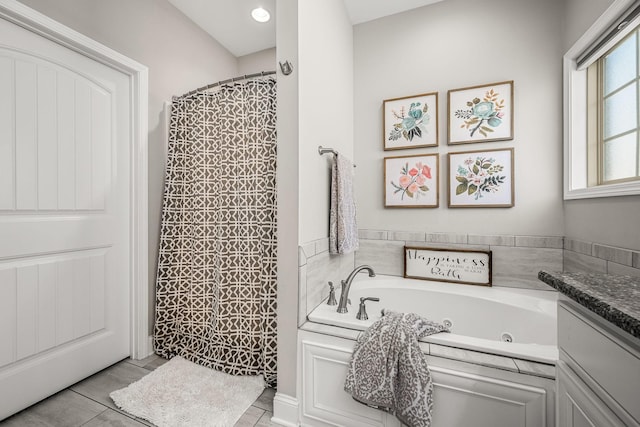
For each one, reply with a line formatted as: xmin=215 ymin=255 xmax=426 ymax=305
xmin=110 ymin=356 xmax=265 ymax=427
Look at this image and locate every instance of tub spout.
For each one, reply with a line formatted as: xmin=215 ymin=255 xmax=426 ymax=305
xmin=337 ymin=265 xmax=376 ymax=314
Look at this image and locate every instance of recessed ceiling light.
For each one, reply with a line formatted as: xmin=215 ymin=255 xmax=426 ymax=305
xmin=251 ymin=7 xmax=270 ymax=23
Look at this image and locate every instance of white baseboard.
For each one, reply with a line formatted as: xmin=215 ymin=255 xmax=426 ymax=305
xmin=147 ymin=335 xmax=154 ymax=356
xmin=132 ymin=335 xmax=154 ymax=360
xmin=271 ymin=392 xmax=299 ymax=426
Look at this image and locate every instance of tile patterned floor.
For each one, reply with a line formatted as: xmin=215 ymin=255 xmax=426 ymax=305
xmin=0 ymin=355 xmax=277 ymax=427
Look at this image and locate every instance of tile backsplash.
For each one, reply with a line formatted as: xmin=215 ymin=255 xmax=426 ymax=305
xmin=563 ymin=237 xmax=640 ymax=277
xmin=297 ymin=230 xmax=640 ymax=324
xmin=356 ymin=230 xmax=563 ymax=291
xmin=297 ymin=238 xmax=354 ymax=326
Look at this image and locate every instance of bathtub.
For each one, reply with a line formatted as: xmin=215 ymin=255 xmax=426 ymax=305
xmin=307 ymin=274 xmax=558 ymax=364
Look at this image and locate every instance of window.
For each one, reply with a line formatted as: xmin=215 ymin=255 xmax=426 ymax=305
xmin=564 ymin=0 xmax=640 ymax=199
xmin=588 ymin=26 xmax=640 ymax=184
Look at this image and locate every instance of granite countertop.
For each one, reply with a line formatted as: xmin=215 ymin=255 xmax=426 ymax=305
xmin=538 ymin=270 xmax=640 ymax=340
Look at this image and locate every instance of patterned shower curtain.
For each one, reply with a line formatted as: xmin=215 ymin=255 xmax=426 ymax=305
xmin=154 ymin=77 xmax=277 ymax=386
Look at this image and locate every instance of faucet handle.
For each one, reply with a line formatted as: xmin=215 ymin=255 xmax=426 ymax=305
xmin=356 ymin=297 xmax=380 ymax=320
xmin=327 ymin=282 xmax=337 ymax=306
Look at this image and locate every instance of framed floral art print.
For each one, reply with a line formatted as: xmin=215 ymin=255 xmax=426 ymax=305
xmin=384 ymin=153 xmax=439 ymax=208
xmin=448 ymin=148 xmax=514 ymax=208
xmin=383 ymin=92 xmax=438 ymax=150
xmin=447 ymin=81 xmax=513 ymax=145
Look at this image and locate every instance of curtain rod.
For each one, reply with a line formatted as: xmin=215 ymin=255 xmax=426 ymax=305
xmin=178 ymin=70 xmax=276 ymax=98
xmin=576 ymin=0 xmax=640 ymax=68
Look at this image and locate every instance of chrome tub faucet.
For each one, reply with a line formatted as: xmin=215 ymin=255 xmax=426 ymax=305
xmin=337 ymin=265 xmax=376 ymax=314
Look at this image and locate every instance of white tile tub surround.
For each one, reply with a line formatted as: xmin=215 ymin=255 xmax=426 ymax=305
xmin=389 ymin=231 xmax=426 ymax=242
xmin=563 ymin=250 xmax=608 ymax=274
xmin=297 ymin=246 xmax=307 ymax=267
xmin=426 ymin=233 xmax=468 ymax=244
xmin=358 ymin=230 xmax=566 ymax=247
xmin=491 ymin=246 xmax=563 ymax=290
xmin=355 ymin=230 xmax=564 ymax=290
xmin=515 ymin=235 xmax=564 ymax=249
xmin=300 ymin=313 xmax=556 ymax=379
xmin=297 ymin=263 xmax=308 ymax=327
xmin=315 ymin=238 xmax=329 ymax=254
xmin=357 ymin=229 xmax=388 ymax=240
xmin=513 ymin=359 xmax=557 ymax=379
xmin=429 ymin=344 xmax=519 ymax=372
xmin=405 ymin=241 xmax=490 ymax=252
xmin=299 ymin=232 xmax=640 ymax=325
xmin=592 ymin=243 xmax=634 ymax=266
xmin=468 ymin=234 xmax=516 ymax=247
xmin=354 ymin=239 xmax=405 ymax=276
xmin=607 ymin=262 xmax=640 ymax=278
xmin=564 ymin=238 xmax=593 ymax=256
xmin=563 ymin=237 xmax=640 ymax=276
xmin=298 ymin=237 xmax=355 ymax=324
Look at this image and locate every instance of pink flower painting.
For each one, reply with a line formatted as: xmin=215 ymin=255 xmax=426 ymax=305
xmin=385 ymin=154 xmax=439 ymax=208
xmin=390 ymin=161 xmax=433 ymax=200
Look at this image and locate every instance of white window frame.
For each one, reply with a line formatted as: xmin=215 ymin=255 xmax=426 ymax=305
xmin=564 ymin=0 xmax=640 ymax=199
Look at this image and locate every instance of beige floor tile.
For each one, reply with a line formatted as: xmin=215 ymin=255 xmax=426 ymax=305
xmin=255 ymin=411 xmax=276 ymax=427
xmin=125 ymin=354 xmax=159 ymax=368
xmin=2 ymin=357 xmax=273 ymax=427
xmin=142 ymin=356 xmax=169 ymax=371
xmin=70 ymin=360 xmax=150 ymax=410
xmin=82 ymin=409 xmax=148 ymax=426
xmin=233 ymin=405 xmax=265 ymax=427
xmin=0 ymin=389 xmax=106 ymax=427
xmin=251 ymin=387 xmax=275 ymax=412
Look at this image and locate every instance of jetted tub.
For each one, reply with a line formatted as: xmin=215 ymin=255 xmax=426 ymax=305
xmin=307 ymin=274 xmax=559 ymax=364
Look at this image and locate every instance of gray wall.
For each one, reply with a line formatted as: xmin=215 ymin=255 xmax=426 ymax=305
xmin=275 ymin=0 xmax=355 ymax=398
xmin=275 ymin=0 xmax=299 ymax=399
xmin=562 ymin=0 xmax=640 ymax=252
xmin=563 ymin=0 xmax=616 ymax=49
xmin=298 ymin=0 xmax=354 ymax=243
xmin=238 ymin=48 xmax=276 ymax=75
xmin=353 ymin=0 xmax=565 ymax=237
xmin=15 ymin=0 xmax=240 ymax=333
xmin=564 ymin=196 xmax=640 ymax=251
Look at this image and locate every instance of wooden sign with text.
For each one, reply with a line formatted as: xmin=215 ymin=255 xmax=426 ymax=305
xmin=404 ymin=246 xmax=492 ymax=286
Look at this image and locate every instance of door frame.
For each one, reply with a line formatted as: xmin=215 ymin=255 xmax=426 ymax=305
xmin=0 ymin=0 xmax=150 ymax=359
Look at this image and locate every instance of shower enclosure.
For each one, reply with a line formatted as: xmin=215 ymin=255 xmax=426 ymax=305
xmin=154 ymin=74 xmax=277 ymax=386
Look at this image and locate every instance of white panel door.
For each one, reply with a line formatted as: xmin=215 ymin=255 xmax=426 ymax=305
xmin=0 ymin=12 xmax=131 ymax=420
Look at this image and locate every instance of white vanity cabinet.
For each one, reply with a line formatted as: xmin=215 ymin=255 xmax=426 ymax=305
xmin=297 ymin=330 xmax=554 ymax=427
xmin=556 ymin=301 xmax=640 ymax=427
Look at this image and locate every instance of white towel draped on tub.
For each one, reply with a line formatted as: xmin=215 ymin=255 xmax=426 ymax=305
xmin=329 ymin=153 xmax=358 ymax=254
xmin=344 ymin=310 xmax=449 ymax=427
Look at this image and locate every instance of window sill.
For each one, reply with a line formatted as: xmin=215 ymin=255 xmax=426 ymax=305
xmin=564 ymin=180 xmax=640 ymax=200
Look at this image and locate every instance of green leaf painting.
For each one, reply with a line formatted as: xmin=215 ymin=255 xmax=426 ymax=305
xmin=454 ymin=155 xmax=506 ymax=200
